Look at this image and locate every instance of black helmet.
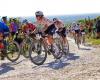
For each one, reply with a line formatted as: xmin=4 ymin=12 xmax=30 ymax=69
xmin=53 ymin=18 xmax=58 ymax=22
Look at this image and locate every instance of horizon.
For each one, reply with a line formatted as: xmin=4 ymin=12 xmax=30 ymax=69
xmin=0 ymin=13 xmax=100 ymax=18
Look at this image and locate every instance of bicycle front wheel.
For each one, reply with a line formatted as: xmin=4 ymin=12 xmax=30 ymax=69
xmin=29 ymin=39 xmax=47 ymax=65
xmin=6 ymin=41 xmax=20 ymax=62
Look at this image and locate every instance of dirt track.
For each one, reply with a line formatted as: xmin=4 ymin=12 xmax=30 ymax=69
xmin=0 ymin=38 xmax=100 ymax=80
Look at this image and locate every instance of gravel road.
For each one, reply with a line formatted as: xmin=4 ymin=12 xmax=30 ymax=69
xmin=0 ymin=38 xmax=100 ymax=80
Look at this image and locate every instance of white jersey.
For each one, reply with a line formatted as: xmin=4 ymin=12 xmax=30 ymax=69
xmin=34 ymin=17 xmax=53 ymax=32
xmin=72 ymin=24 xmax=80 ymax=30
xmin=36 ymin=17 xmax=53 ymax=27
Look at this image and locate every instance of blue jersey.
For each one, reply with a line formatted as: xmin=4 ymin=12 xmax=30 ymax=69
xmin=0 ymin=22 xmax=9 ymax=34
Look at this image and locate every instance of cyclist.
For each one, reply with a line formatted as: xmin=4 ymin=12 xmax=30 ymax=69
xmin=71 ymin=22 xmax=80 ymax=36
xmin=80 ymin=23 xmax=85 ymax=35
xmin=22 ymin=19 xmax=36 ymax=34
xmin=96 ymin=18 xmax=100 ymax=39
xmin=9 ymin=18 xmax=18 ymax=37
xmin=53 ymin=18 xmax=68 ymax=51
xmin=80 ymin=23 xmax=86 ymax=45
xmin=2 ymin=16 xmax=7 ymax=24
xmin=71 ymin=22 xmax=81 ymax=48
xmin=0 ymin=20 xmax=9 ymax=60
xmin=15 ymin=19 xmax=36 ymax=45
xmin=34 ymin=11 xmax=59 ymax=54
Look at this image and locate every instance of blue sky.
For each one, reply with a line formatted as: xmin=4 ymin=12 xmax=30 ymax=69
xmin=0 ymin=0 xmax=100 ymax=17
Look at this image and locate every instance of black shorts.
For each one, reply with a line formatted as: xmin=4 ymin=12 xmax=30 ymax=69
xmin=57 ymin=27 xmax=67 ymax=37
xmin=14 ymin=37 xmax=23 ymax=45
xmin=97 ymin=28 xmax=100 ymax=33
xmin=88 ymin=29 xmax=92 ymax=33
xmin=75 ymin=29 xmax=80 ymax=34
xmin=44 ymin=24 xmax=56 ymax=36
xmin=11 ymin=32 xmax=16 ymax=36
xmin=81 ymin=30 xmax=85 ymax=32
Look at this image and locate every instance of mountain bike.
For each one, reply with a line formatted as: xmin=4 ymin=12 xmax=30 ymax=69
xmin=20 ymin=32 xmax=32 ymax=58
xmin=53 ymin=31 xmax=69 ymax=56
xmin=0 ymin=32 xmax=20 ymax=62
xmin=29 ymin=32 xmax=62 ymax=65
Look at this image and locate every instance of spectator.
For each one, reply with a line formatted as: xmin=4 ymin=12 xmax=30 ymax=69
xmin=96 ymin=18 xmax=100 ymax=39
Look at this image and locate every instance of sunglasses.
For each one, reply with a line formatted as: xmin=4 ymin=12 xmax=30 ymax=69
xmin=36 ymin=15 xmax=41 ymax=17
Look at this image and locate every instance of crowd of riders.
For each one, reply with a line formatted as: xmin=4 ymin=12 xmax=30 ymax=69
xmin=68 ymin=17 xmax=100 ymax=39
xmin=0 ymin=11 xmax=69 ymax=60
xmin=0 ymin=11 xmax=100 ymax=60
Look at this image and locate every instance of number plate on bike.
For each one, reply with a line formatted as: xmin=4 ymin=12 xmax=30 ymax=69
xmin=53 ymin=33 xmax=60 ymax=38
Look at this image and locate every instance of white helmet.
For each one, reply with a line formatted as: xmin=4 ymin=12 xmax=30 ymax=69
xmin=35 ymin=11 xmax=44 ymax=16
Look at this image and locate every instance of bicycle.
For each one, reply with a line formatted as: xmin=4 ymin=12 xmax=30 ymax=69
xmin=15 ymin=29 xmax=33 ymax=58
xmin=29 ymin=32 xmax=62 ymax=65
xmin=54 ymin=31 xmax=69 ymax=56
xmin=0 ymin=32 xmax=20 ymax=62
xmin=74 ymin=31 xmax=81 ymax=49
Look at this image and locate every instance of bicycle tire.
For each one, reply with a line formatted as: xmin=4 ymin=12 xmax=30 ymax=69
xmin=52 ymin=38 xmax=63 ymax=59
xmin=21 ymin=38 xmax=32 ymax=58
xmin=6 ymin=41 xmax=21 ymax=62
xmin=29 ymin=39 xmax=47 ymax=65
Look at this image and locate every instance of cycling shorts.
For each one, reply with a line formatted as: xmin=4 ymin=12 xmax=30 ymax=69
xmin=44 ymin=24 xmax=56 ymax=36
xmin=75 ymin=29 xmax=80 ymax=34
xmin=57 ymin=27 xmax=67 ymax=37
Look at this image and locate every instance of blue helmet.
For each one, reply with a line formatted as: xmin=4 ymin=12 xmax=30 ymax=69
xmin=22 ymin=19 xmax=28 ymax=23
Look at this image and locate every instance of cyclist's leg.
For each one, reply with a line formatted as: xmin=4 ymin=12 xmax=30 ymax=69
xmin=44 ymin=24 xmax=56 ymax=46
xmin=60 ymin=27 xmax=68 ymax=45
xmin=45 ymin=24 xmax=59 ymax=53
xmin=0 ymin=33 xmax=5 ymax=60
xmin=81 ymin=30 xmax=86 ymax=44
xmin=75 ymin=30 xmax=81 ymax=45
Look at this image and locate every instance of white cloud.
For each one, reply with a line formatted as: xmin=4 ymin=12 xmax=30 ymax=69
xmin=0 ymin=0 xmax=100 ymax=17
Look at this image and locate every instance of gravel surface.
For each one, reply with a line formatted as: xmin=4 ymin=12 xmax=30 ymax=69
xmin=0 ymin=38 xmax=100 ymax=80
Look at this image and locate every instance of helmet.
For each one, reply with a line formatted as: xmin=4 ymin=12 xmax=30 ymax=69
xmin=53 ymin=18 xmax=58 ymax=22
xmin=35 ymin=11 xmax=44 ymax=16
xmin=2 ymin=16 xmax=7 ymax=20
xmin=22 ymin=19 xmax=28 ymax=23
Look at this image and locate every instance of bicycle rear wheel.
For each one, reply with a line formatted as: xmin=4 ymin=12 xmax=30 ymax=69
xmin=52 ymin=38 xmax=63 ymax=59
xmin=6 ymin=41 xmax=20 ymax=62
xmin=75 ymin=34 xmax=81 ymax=49
xmin=29 ymin=39 xmax=47 ymax=65
xmin=62 ymin=40 xmax=69 ymax=56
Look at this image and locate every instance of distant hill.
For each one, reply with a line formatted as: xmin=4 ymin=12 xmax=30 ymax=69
xmin=1 ymin=13 xmax=100 ymax=23
xmin=24 ymin=13 xmax=100 ymax=23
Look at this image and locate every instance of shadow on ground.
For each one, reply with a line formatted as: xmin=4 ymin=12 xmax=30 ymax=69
xmin=0 ymin=63 xmax=15 ymax=75
xmin=33 ymin=53 xmax=80 ymax=70
xmin=79 ymin=47 xmax=91 ymax=50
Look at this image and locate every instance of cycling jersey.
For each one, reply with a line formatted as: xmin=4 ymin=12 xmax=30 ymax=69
xmin=35 ymin=17 xmax=56 ymax=36
xmin=36 ymin=24 xmax=44 ymax=32
xmin=0 ymin=22 xmax=9 ymax=35
xmin=36 ymin=17 xmax=53 ymax=27
xmin=54 ymin=19 xmax=66 ymax=37
xmin=73 ymin=25 xmax=80 ymax=30
xmin=9 ymin=22 xmax=18 ymax=32
xmin=22 ymin=23 xmax=36 ymax=33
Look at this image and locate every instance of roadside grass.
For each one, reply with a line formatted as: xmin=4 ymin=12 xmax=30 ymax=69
xmin=86 ymin=37 xmax=100 ymax=45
